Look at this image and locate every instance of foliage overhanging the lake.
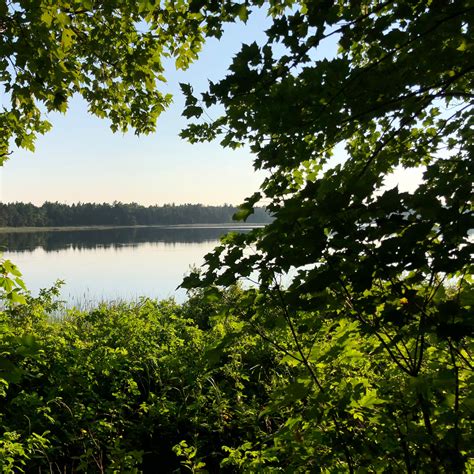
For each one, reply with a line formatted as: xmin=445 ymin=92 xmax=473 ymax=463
xmin=179 ymin=0 xmax=473 ymax=471
xmin=0 ymin=0 xmax=212 ymax=161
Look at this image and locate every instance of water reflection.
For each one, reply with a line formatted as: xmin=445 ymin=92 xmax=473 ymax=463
xmin=1 ymin=226 xmax=256 ymax=303
xmin=0 ymin=225 xmax=256 ymax=252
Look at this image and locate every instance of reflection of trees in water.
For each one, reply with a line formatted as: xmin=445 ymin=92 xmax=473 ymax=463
xmin=0 ymin=227 xmax=253 ymax=252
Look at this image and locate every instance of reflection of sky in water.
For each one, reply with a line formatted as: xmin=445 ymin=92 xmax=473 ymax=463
xmin=7 ymin=240 xmax=218 ymax=304
xmin=1 ymin=227 xmax=258 ymax=304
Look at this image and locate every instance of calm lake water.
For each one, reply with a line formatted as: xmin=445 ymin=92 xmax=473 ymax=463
xmin=1 ymin=225 xmax=259 ymax=304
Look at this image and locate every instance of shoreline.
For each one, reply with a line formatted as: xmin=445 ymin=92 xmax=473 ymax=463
xmin=0 ymin=223 xmax=266 ymax=234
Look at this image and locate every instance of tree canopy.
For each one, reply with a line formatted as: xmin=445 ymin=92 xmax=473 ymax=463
xmin=0 ymin=0 xmax=210 ymax=161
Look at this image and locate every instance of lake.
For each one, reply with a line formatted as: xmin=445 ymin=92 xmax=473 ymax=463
xmin=1 ymin=225 xmax=260 ymax=305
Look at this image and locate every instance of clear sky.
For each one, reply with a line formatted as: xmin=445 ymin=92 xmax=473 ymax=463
xmin=0 ymin=10 xmax=421 ymax=206
xmin=0 ymin=11 xmax=277 ymax=206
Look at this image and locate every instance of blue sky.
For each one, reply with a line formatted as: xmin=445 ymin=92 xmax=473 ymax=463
xmin=0 ymin=9 xmax=421 ymax=207
xmin=0 ymin=11 xmax=278 ymax=206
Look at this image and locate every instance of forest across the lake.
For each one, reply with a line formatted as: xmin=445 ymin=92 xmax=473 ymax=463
xmin=0 ymin=202 xmax=272 ymax=227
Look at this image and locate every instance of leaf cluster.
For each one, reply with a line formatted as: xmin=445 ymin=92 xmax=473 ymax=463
xmin=0 ymin=0 xmax=210 ymax=161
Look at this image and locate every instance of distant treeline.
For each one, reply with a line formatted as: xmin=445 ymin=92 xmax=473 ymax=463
xmin=0 ymin=202 xmax=272 ymax=227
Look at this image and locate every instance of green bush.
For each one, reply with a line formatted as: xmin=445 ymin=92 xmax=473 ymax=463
xmin=0 ymin=280 xmax=472 ymax=471
xmin=0 ymin=286 xmax=281 ymax=471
